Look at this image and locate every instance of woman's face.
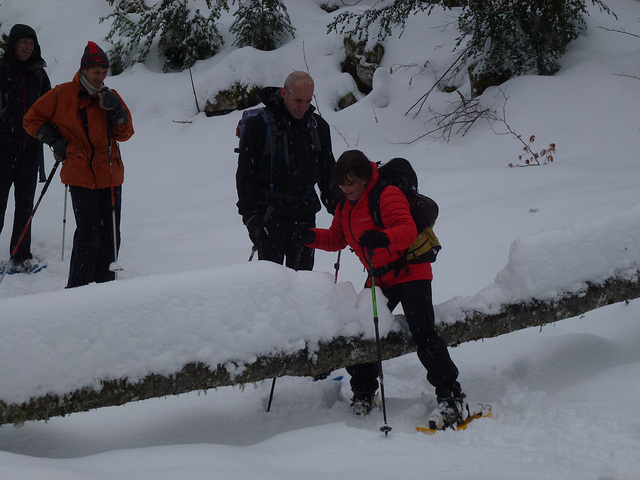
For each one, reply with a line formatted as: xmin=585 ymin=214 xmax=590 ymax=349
xmin=339 ymin=174 xmax=368 ymax=202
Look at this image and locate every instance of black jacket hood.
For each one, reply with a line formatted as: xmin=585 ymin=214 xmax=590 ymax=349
xmin=3 ymin=24 xmax=45 ymax=69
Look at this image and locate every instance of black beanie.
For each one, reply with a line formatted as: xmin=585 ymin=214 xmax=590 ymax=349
xmin=80 ymin=41 xmax=109 ymax=70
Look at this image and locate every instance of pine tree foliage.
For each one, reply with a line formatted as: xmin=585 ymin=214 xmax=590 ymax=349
xmin=327 ymin=0 xmax=440 ymax=42
xmin=229 ymin=0 xmax=296 ymax=51
xmin=327 ymin=0 xmax=616 ymax=80
xmin=100 ymin=0 xmax=230 ymax=74
xmin=458 ymin=0 xmax=617 ymax=78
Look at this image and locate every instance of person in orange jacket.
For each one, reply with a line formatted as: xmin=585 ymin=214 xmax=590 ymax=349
xmin=294 ymin=149 xmax=468 ymax=430
xmin=24 ymin=41 xmax=134 ymax=288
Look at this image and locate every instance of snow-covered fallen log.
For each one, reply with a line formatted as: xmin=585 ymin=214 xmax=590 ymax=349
xmin=1 ymin=206 xmax=638 ymax=426
xmin=1 ymin=271 xmax=638 ymax=427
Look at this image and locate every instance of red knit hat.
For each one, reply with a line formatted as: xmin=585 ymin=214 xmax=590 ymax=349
xmin=80 ymin=41 xmax=109 ymax=70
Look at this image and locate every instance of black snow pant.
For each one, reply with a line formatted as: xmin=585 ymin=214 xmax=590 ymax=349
xmin=256 ymin=215 xmax=315 ymax=271
xmin=66 ymin=185 xmax=121 ymax=288
xmin=347 ymin=279 xmax=463 ymax=400
xmin=0 ymin=151 xmax=39 ymax=262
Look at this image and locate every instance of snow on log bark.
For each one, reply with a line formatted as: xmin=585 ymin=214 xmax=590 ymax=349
xmin=1 ymin=273 xmax=638 ymax=426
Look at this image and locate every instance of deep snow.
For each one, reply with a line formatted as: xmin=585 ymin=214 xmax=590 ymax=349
xmin=0 ymin=0 xmax=639 ymax=479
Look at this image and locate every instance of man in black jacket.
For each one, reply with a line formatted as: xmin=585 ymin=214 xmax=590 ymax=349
xmin=0 ymin=24 xmax=51 ymax=273
xmin=236 ymin=71 xmax=336 ymax=270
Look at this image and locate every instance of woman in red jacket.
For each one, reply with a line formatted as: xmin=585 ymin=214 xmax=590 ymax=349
xmin=298 ymin=149 xmax=468 ymax=430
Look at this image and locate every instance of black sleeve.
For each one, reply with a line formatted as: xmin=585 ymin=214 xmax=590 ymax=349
xmin=235 ymin=115 xmax=268 ymax=223
xmin=40 ymin=69 xmax=51 ymax=96
xmin=315 ymin=115 xmax=338 ymax=214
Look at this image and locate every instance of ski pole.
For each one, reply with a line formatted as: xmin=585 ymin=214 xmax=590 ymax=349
xmin=266 ymin=377 xmax=277 ymax=413
xmin=249 ymin=240 xmax=278 ymax=413
xmin=61 ymin=185 xmax=68 ymax=261
xmin=0 ymin=161 xmax=61 ymax=287
xmin=246 ymin=241 xmax=276 ymax=410
xmin=106 ymin=124 xmax=122 ymax=277
xmin=334 ymin=250 xmax=341 ymax=283
xmin=267 ymin=241 xmax=304 ymax=412
xmin=246 ymin=227 xmax=278 ymax=412
xmin=367 ymin=250 xmax=392 ymax=436
xmin=251 ymin=206 xmax=274 ymax=264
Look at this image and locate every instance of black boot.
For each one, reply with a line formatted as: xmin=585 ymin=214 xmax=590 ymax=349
xmin=350 ymin=391 xmax=378 ymax=416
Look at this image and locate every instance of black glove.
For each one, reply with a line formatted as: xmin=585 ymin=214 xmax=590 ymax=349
xmin=322 ymin=192 xmax=340 ymax=216
xmin=100 ymin=88 xmax=129 ymax=125
xmin=35 ymin=124 xmax=67 ymax=162
xmin=358 ymin=229 xmax=389 ymax=250
xmin=51 ymin=138 xmax=67 ymax=162
xmin=99 ymin=89 xmax=120 ymax=110
xmin=246 ymin=214 xmax=268 ymax=246
xmin=35 ymin=123 xmax=62 ymax=145
xmin=292 ymin=224 xmax=315 ymax=247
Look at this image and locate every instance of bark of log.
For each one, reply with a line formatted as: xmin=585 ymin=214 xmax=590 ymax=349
xmin=1 ymin=273 xmax=638 ymax=426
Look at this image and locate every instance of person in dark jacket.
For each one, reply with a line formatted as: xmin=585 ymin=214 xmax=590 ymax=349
xmin=0 ymin=24 xmax=51 ymax=274
xmin=296 ymin=150 xmax=469 ymax=431
xmin=235 ymin=71 xmax=336 ymax=271
xmin=24 ymin=41 xmax=134 ymax=288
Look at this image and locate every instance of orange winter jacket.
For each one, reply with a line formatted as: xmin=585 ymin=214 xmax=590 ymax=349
xmin=310 ymin=162 xmax=432 ymax=287
xmin=23 ymin=70 xmax=134 ymax=189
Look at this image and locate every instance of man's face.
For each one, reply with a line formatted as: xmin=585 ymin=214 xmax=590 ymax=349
xmin=82 ymin=66 xmax=109 ymax=90
xmin=14 ymin=38 xmax=35 ymax=62
xmin=281 ymin=81 xmax=314 ymax=120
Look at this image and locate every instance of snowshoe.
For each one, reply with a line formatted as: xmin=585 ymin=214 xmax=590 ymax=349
xmin=417 ymin=403 xmax=491 ymax=434
xmin=0 ymin=258 xmax=46 ymax=275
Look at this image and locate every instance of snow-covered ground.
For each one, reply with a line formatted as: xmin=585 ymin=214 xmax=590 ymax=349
xmin=0 ymin=0 xmax=639 ymax=479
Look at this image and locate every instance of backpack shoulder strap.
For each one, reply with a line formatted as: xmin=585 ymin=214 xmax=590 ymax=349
xmin=262 ymin=106 xmax=295 ymax=165
xmin=260 ymin=107 xmax=278 ymax=158
xmin=368 ymin=179 xmax=389 ymax=229
xmin=307 ymin=114 xmax=322 ymax=154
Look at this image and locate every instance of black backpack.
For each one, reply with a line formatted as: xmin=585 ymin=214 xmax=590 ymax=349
xmin=234 ymin=106 xmax=321 ymax=160
xmin=368 ymin=157 xmax=441 ymax=276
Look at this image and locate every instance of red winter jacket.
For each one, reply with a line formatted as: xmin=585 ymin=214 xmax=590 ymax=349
xmin=309 ymin=162 xmax=432 ymax=287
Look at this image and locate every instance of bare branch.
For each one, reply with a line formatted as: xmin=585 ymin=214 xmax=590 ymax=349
xmin=332 ymin=125 xmax=350 ymax=147
xmin=597 ymin=25 xmax=640 ymax=39
xmin=614 ymin=72 xmax=640 ymax=81
xmin=405 ymin=47 xmax=469 ymax=119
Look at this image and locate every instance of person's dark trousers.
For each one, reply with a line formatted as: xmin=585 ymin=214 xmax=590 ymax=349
xmin=66 ymin=185 xmax=121 ymax=288
xmin=347 ymin=363 xmax=380 ymax=395
xmin=0 ymin=151 xmax=38 ymax=262
xmin=348 ymin=280 xmax=462 ymax=399
xmin=257 ymin=215 xmax=315 ymax=271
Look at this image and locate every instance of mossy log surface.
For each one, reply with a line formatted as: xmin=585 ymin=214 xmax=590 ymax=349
xmin=1 ymin=273 xmax=638 ymax=426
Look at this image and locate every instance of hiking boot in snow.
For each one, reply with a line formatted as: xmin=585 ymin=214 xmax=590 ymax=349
xmin=350 ymin=391 xmax=378 ymax=416
xmin=2 ymin=258 xmax=43 ymax=274
xmin=7 ymin=258 xmax=42 ymax=275
xmin=427 ymin=396 xmax=470 ymax=431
